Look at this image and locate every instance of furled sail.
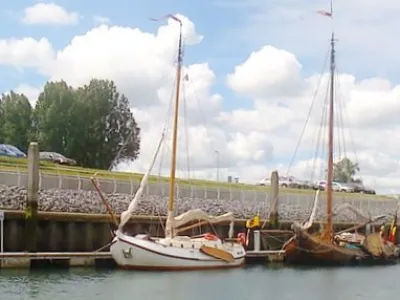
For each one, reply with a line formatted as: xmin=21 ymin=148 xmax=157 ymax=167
xmin=293 ymin=190 xmax=390 ymax=233
xmin=173 ymin=209 xmax=235 ymax=238
xmin=293 ymin=189 xmax=320 ymax=231
xmin=118 ymin=132 xmax=165 ymax=231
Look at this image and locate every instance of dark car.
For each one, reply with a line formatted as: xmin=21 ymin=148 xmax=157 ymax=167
xmin=348 ymin=182 xmax=376 ymax=194
xmin=362 ymin=186 xmax=376 ymax=195
xmin=39 ymin=151 xmax=77 ymax=166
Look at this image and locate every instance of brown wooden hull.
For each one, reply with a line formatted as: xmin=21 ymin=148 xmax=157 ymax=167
xmin=284 ymin=230 xmax=365 ymax=266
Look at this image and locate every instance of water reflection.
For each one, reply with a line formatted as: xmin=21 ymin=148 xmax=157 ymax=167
xmin=0 ymin=265 xmax=399 ymax=300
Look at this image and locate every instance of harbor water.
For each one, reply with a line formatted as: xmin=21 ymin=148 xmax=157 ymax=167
xmin=1 ymin=265 xmax=398 ymax=300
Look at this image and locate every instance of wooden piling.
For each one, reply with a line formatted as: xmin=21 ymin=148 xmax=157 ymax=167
xmin=25 ymin=142 xmax=39 ymax=252
xmin=269 ymin=171 xmax=279 ymax=228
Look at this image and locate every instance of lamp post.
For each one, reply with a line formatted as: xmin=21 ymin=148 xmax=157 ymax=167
xmin=215 ymin=150 xmax=220 ymax=182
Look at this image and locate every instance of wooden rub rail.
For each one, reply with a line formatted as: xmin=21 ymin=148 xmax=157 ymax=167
xmin=0 ymin=252 xmax=115 ymax=269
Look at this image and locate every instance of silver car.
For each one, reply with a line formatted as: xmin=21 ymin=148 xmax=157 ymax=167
xmin=39 ymin=151 xmax=77 ymax=166
xmin=332 ymin=182 xmax=355 ymax=193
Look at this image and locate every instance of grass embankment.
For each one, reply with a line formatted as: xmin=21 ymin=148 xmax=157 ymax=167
xmin=0 ymin=156 xmax=388 ymax=199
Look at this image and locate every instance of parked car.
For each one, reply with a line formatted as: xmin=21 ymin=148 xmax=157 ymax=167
xmin=333 ymin=182 xmax=355 ymax=193
xmin=258 ymin=175 xmax=304 ymax=188
xmin=0 ymin=144 xmax=26 ymax=157
xmin=313 ymin=180 xmax=327 ymax=190
xmin=4 ymin=144 xmax=26 ymax=157
xmin=362 ymin=186 xmax=376 ymax=195
xmin=39 ymin=151 xmax=77 ymax=165
xmin=347 ymin=182 xmax=376 ymax=194
xmin=296 ymin=179 xmax=313 ymax=189
xmin=279 ymin=176 xmax=299 ymax=188
xmin=258 ymin=177 xmax=271 ymax=186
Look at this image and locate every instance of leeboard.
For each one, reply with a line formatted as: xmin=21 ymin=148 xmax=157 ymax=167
xmin=199 ymin=245 xmax=235 ymax=263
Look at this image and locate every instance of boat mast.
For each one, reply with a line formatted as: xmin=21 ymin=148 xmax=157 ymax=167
xmin=326 ymin=27 xmax=336 ymax=239
xmin=167 ymin=17 xmax=183 ymax=237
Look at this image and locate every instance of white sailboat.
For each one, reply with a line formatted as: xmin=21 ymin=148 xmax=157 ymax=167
xmin=109 ymin=14 xmax=246 ymax=271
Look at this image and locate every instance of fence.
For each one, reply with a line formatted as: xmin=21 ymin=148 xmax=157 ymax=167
xmin=0 ymin=170 xmax=399 ymax=222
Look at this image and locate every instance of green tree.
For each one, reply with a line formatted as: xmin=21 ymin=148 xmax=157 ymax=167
xmin=333 ymin=157 xmax=360 ymax=183
xmin=0 ymin=97 xmax=4 ymax=143
xmin=75 ymin=79 xmax=140 ymax=169
xmin=0 ymin=91 xmax=32 ymax=152
xmin=33 ymin=79 xmax=140 ymax=169
xmin=32 ymin=81 xmax=77 ymax=155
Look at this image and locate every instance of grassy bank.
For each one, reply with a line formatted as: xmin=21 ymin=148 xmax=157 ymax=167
xmin=0 ymin=156 xmax=389 ymax=199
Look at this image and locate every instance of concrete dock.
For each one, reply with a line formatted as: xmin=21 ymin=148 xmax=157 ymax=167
xmin=0 ymin=251 xmax=114 ymax=269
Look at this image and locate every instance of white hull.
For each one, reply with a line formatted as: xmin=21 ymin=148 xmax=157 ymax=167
xmin=110 ymin=232 xmax=246 ymax=271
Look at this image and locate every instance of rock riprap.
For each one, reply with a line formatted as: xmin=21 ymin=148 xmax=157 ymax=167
xmin=0 ymin=185 xmax=397 ymax=222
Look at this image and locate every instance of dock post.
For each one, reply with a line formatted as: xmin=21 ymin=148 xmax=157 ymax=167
xmin=25 ymin=142 xmax=39 ymax=252
xmin=365 ymin=223 xmax=371 ymax=235
xmin=0 ymin=210 xmax=4 ymax=253
xmin=269 ymin=171 xmax=279 ymax=229
xmin=253 ymin=230 xmax=261 ymax=252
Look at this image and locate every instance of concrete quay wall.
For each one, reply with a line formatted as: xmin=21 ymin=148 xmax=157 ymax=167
xmin=1 ymin=211 xmax=370 ymax=253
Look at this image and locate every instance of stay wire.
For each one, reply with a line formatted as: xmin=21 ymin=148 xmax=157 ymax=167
xmin=286 ymin=46 xmax=331 ymax=177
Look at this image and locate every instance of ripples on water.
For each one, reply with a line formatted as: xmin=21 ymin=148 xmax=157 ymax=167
xmin=1 ymin=265 xmax=399 ymax=300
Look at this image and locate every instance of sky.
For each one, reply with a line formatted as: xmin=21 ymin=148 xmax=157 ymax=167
xmin=1 ymin=0 xmax=400 ymax=195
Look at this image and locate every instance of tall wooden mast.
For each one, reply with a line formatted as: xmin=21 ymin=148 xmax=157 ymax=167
xmin=167 ymin=16 xmax=183 ymax=237
xmin=326 ymin=31 xmax=335 ymax=240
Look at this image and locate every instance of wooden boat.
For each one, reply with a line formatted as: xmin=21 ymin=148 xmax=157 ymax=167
xmin=283 ymin=3 xmax=398 ymax=266
xmin=284 ymin=230 xmax=365 ymax=265
xmin=109 ymin=14 xmax=245 ymax=271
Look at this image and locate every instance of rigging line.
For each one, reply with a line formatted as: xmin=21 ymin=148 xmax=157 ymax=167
xmin=311 ymin=92 xmax=326 ymax=181
xmin=335 ymin=67 xmax=353 ymax=161
xmin=107 ymin=121 xmax=135 ymax=171
xmin=335 ymin=69 xmax=347 ymax=160
xmin=317 ymin=83 xmax=329 ymax=183
xmin=311 ymin=79 xmax=330 ymax=182
xmin=110 ymin=19 xmax=181 ymax=173
xmin=182 ymin=78 xmax=192 ymax=183
xmin=335 ymin=71 xmax=362 ymax=186
xmin=188 ymin=78 xmax=218 ymax=156
xmin=338 ymin=83 xmax=348 ymax=159
xmin=333 ymin=70 xmax=342 ymax=161
xmin=331 ymin=54 xmax=347 ymax=162
xmin=157 ymin=76 xmax=176 ymax=180
xmin=286 ymin=46 xmax=331 ymax=176
xmin=304 ymin=78 xmax=329 ymax=215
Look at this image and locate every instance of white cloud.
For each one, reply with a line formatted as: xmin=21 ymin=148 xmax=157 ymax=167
xmin=21 ymin=2 xmax=80 ymax=25
xmin=2 ymin=12 xmax=400 ymax=194
xmin=226 ymin=45 xmax=304 ymax=98
xmin=0 ymin=37 xmax=54 ymax=70
xmin=46 ymin=14 xmax=204 ymax=109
